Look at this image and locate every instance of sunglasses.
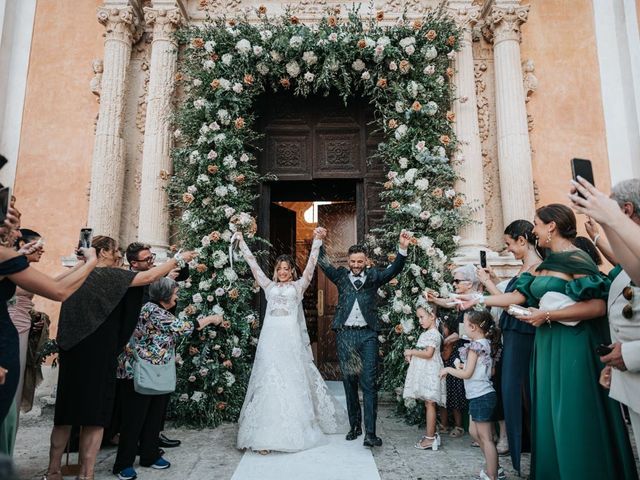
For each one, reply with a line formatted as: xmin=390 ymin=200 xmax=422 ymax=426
xmin=622 ymin=285 xmax=634 ymax=319
xmin=452 ymin=279 xmax=470 ymax=284
xmin=136 ymin=253 xmax=156 ymax=264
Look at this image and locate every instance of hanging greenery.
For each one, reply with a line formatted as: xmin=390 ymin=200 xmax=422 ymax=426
xmin=169 ymin=5 xmax=466 ymax=427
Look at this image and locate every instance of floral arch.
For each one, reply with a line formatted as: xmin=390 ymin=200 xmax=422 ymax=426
xmin=169 ymin=7 xmax=466 ymax=427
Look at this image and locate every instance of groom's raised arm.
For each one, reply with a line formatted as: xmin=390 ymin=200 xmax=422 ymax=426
xmin=318 ymin=245 xmax=341 ymax=283
xmin=377 ymin=231 xmax=411 ymax=285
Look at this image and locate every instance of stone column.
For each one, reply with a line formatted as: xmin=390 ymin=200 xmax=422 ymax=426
xmin=448 ymin=2 xmax=487 ymax=253
xmin=88 ymin=6 xmax=138 ymax=237
xmin=137 ymin=6 xmax=184 ymax=253
xmin=487 ymin=3 xmax=536 ymax=225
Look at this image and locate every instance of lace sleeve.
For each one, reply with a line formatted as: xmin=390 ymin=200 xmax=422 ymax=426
xmin=296 ymin=238 xmax=322 ymax=295
xmin=238 ymin=239 xmax=272 ymax=290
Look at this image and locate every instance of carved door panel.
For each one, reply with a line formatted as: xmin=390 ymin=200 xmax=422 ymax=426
xmin=316 ymin=202 xmax=357 ymax=380
xmin=269 ymin=204 xmax=296 ymax=257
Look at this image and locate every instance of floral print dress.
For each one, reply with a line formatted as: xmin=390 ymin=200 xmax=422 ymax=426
xmin=117 ymin=302 xmax=196 ymax=380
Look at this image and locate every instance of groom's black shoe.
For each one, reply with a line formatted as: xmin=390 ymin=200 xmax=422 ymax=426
xmin=346 ymin=426 xmax=362 ymax=441
xmin=363 ymin=434 xmax=382 ymax=447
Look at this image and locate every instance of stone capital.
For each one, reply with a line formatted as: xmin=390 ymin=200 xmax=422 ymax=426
xmin=486 ymin=4 xmax=530 ymax=44
xmin=144 ymin=7 xmax=185 ymax=41
xmin=448 ymin=4 xmax=481 ymax=34
xmin=97 ymin=6 xmax=140 ymax=44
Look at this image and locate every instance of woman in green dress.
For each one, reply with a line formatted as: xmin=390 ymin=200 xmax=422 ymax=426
xmin=463 ymin=204 xmax=637 ymax=480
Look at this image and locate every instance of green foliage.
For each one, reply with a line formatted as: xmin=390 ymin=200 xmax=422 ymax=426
xmin=170 ymin=6 xmax=466 ymax=427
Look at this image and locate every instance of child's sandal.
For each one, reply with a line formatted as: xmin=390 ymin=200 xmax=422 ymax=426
xmin=449 ymin=426 xmax=464 ymax=438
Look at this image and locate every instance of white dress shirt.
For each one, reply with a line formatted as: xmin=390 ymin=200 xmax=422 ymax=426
xmin=343 ymin=246 xmax=407 ymax=327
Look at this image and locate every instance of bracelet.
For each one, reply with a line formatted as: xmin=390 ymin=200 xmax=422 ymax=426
xmin=593 ymin=233 xmax=600 ymax=245
xmin=544 ymin=311 xmax=551 ymax=326
xmin=174 ymin=253 xmax=187 ymax=268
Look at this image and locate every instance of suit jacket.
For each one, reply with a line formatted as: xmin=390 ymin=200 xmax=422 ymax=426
xmin=318 ymin=247 xmax=406 ymax=331
xmin=608 ymin=268 xmax=640 ymax=414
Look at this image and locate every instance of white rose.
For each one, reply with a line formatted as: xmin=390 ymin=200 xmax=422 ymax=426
xmin=398 ymin=157 xmax=409 ymax=169
xmin=215 ymin=186 xmax=228 ymax=197
xmin=395 ymin=101 xmax=405 ymax=113
xmin=256 ymin=63 xmax=269 ymax=75
xmin=388 ymin=61 xmax=398 ymax=71
xmin=377 ymin=36 xmax=391 ymax=46
xmin=202 ymin=60 xmax=215 ymax=71
xmin=424 ymin=64 xmax=436 ymax=75
xmin=399 ymin=36 xmax=416 ymax=48
xmin=224 ymin=267 xmax=238 ymax=282
xmin=415 ymin=179 xmax=430 ymax=191
xmin=352 ymin=59 xmax=366 ymax=71
xmin=232 ymin=347 xmax=242 ymax=358
xmin=223 ymin=206 xmax=235 ymax=218
xmin=201 ymin=235 xmax=211 ymax=247
xmin=328 ymin=33 xmax=338 ymax=42
xmin=204 ymin=40 xmax=216 ymax=52
xmin=304 ymin=72 xmax=315 ymax=82
xmin=447 ymin=50 xmax=457 ymax=60
xmin=381 ymin=312 xmax=391 ymax=323
xmin=445 ymin=188 xmax=456 ymax=199
xmin=240 ymin=153 xmax=249 ymax=163
xmin=222 ymin=53 xmax=233 ymax=65
xmin=193 ymin=78 xmax=203 ymax=87
xmin=404 ymin=168 xmax=418 ymax=184
xmin=187 ymin=185 xmax=197 ymax=194
xmin=193 ymin=98 xmax=206 ymax=109
xmin=286 ymin=61 xmax=301 ymax=77
xmin=223 ymin=155 xmax=237 ymax=168
xmin=378 ymin=335 xmax=386 ymax=344
xmin=219 ymin=78 xmax=231 ymax=90
xmin=215 ymin=287 xmax=225 ymax=296
xmin=289 ymin=35 xmax=303 ymax=48
xmin=197 ymin=174 xmax=210 ymax=184
xmin=394 ymin=124 xmax=408 ymax=140
xmin=425 ymin=101 xmax=438 ymax=116
xmin=302 ymin=51 xmax=318 ymax=65
xmin=405 ymin=45 xmax=415 ymax=55
xmin=270 ymin=50 xmax=282 ymax=62
xmin=429 ymin=215 xmax=443 ymax=229
xmin=253 ymin=45 xmax=263 ymax=56
xmin=193 ymin=293 xmax=203 ymax=304
xmin=361 ymin=71 xmax=370 ymax=80
xmin=436 ymin=75 xmax=445 ymax=85
xmin=402 ymin=305 xmax=413 ymax=315
xmin=235 ymin=39 xmax=251 ymax=54
xmin=453 ymin=235 xmax=462 ymax=244
xmin=207 ymin=295 xmax=214 ymax=302
xmin=260 ymin=30 xmax=273 ymax=41
xmin=377 ymin=288 xmax=387 ymax=298
xmin=425 ymin=46 xmax=438 ymax=60
xmin=232 ymin=82 xmax=243 ymax=93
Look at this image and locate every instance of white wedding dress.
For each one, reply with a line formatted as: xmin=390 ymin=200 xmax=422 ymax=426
xmin=236 ymin=238 xmax=348 ymax=452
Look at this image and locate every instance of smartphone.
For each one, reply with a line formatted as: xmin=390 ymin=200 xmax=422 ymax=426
xmin=480 ymin=250 xmax=487 ymax=269
xmin=0 ymin=186 xmax=10 ymax=224
xmin=595 ymin=344 xmax=613 ymax=356
xmin=571 ymin=158 xmax=594 ymax=198
xmin=508 ymin=304 xmax=532 ymax=317
xmin=78 ymin=228 xmax=93 ymax=250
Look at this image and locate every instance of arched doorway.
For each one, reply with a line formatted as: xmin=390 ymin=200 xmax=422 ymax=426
xmin=254 ymin=94 xmax=385 ymax=379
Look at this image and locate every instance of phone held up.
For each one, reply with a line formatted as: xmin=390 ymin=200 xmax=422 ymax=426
xmin=571 ymin=158 xmax=594 ymax=198
xmin=78 ymin=228 xmax=93 ymax=254
xmin=595 ymin=344 xmax=613 ymax=357
xmin=480 ymin=250 xmax=487 ymax=269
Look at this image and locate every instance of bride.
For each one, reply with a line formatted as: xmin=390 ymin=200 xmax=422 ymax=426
xmin=234 ymin=227 xmax=347 ymax=453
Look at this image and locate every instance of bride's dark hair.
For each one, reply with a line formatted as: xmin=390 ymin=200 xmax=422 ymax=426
xmin=272 ymin=254 xmax=299 ymax=281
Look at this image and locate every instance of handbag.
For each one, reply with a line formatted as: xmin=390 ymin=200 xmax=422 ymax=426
xmin=132 ymin=347 xmax=176 ymax=395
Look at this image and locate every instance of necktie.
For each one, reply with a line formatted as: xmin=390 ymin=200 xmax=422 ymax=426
xmin=354 ymin=279 xmax=363 ymax=289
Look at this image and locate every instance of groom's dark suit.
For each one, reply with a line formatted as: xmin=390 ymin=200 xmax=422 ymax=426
xmin=318 ymin=247 xmax=406 ymax=439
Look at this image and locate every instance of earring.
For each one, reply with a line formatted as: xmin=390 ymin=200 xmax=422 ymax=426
xmin=546 ymin=231 xmax=552 ymax=245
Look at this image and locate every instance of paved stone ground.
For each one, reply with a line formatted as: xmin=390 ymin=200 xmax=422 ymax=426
xmin=12 ymin=402 xmax=639 ymax=480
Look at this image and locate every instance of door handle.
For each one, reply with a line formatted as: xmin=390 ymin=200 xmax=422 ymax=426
xmin=318 ymin=289 xmax=324 ymax=317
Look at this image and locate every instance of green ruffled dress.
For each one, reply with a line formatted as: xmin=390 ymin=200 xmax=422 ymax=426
xmin=515 ymin=250 xmax=638 ymax=480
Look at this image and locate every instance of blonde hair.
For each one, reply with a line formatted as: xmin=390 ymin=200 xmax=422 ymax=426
xmin=272 ymin=254 xmax=298 ymax=282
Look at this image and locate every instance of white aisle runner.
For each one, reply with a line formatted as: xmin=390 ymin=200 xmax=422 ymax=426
xmin=230 ymin=381 xmax=381 ymax=480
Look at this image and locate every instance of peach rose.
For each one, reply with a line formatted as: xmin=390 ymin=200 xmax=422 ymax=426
xmin=290 ymin=15 xmax=299 ymax=24
xmin=399 ymin=60 xmax=411 ymax=74
xmin=453 ymin=196 xmax=465 ymax=208
xmin=192 ymin=37 xmax=205 ymax=49
xmin=411 ymin=101 xmax=422 ymax=111
xmin=210 ymin=79 xmax=221 ymax=90
xmin=228 ymin=19 xmax=237 ymax=26
xmin=216 ymin=401 xmax=227 ymax=410
xmin=235 ymin=174 xmax=246 ymax=184
xmin=228 ymin=288 xmax=239 ymax=299
xmin=425 ymin=30 xmax=437 ymax=41
xmin=195 ymin=263 xmax=208 ymax=273
xmin=175 ymin=72 xmax=184 ymax=82
xmin=199 ymin=0 xmax=208 ymax=8
xmin=357 ymin=39 xmax=367 ymax=49
xmin=327 ymin=16 xmax=337 ymax=27
xmin=280 ymin=77 xmax=291 ymax=89
xmin=207 ymin=164 xmax=218 ymax=174
xmin=412 ymin=20 xmax=423 ymax=30
xmin=391 ymin=201 xmax=400 ymax=209
xmin=211 ymin=53 xmax=219 ymax=61
xmin=223 ymin=359 xmax=233 ymax=368
xmin=394 ymin=324 xmax=404 ymax=334
xmin=257 ymin=4 xmax=267 ymax=14
xmin=377 ymin=78 xmax=388 ymax=88
xmin=446 ymin=111 xmax=456 ymax=122
xmin=432 ymin=187 xmax=443 ymax=197
xmin=384 ymin=181 xmax=393 ymax=190
xmin=446 ymin=67 xmax=454 ymax=78
xmin=243 ymin=74 xmax=254 ymax=85
xmin=221 ymin=320 xmax=231 ymax=329
xmin=439 ymin=134 xmax=451 ymax=146
xmin=183 ymin=193 xmax=195 ymax=204
xmin=447 ymin=35 xmax=456 ymax=46
xmin=209 ymin=231 xmax=221 ymax=241
xmin=234 ymin=117 xmax=245 ymax=129
xmin=388 ymin=119 xmax=398 ymax=129
xmin=376 ymin=10 xmax=384 ymax=21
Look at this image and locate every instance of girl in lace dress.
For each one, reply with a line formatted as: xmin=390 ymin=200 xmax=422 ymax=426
xmin=235 ymin=228 xmax=347 ymax=453
xmin=403 ymin=305 xmax=446 ymax=450
xmin=441 ymin=310 xmax=503 ymax=480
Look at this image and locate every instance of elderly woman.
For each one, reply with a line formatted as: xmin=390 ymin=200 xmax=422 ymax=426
xmin=44 ymin=237 xmax=196 ymax=480
xmin=112 ymin=278 xmax=222 ymax=480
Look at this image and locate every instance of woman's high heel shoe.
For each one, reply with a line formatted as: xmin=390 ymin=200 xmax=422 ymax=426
xmin=42 ymin=471 xmax=62 ymax=480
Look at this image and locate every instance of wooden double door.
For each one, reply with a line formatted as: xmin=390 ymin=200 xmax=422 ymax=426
xmin=255 ymin=94 xmax=385 ymax=379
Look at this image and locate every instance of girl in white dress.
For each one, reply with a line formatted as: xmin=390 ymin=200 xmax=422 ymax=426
xmin=235 ymin=228 xmax=347 ymax=453
xmin=403 ymin=305 xmax=446 ymax=450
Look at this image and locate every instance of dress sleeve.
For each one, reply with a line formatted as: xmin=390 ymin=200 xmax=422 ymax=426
xmin=295 ymin=238 xmax=321 ymax=295
xmin=421 ymin=329 xmax=440 ymax=349
xmin=565 ymin=273 xmax=610 ymax=302
xmin=514 ymin=272 xmax=538 ymax=307
xmin=238 ymin=239 xmax=272 ymax=290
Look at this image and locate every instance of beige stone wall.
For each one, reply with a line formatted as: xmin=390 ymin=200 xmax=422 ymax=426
xmin=521 ymin=0 xmax=611 ymax=213
xmin=14 ymin=0 xmax=103 ymax=333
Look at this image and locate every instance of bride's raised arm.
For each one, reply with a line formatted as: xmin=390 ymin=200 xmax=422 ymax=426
xmin=235 ymin=233 xmax=272 ymax=290
xmin=297 ymin=228 xmax=324 ymax=294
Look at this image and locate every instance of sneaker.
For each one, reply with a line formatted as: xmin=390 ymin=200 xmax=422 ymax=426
xmin=115 ymin=467 xmax=137 ymax=480
xmin=478 ymin=468 xmax=506 ymax=480
xmin=149 ymin=457 xmax=171 ymax=470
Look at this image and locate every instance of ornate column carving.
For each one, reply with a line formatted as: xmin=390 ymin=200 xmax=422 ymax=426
xmin=486 ymin=2 xmax=536 ymax=225
xmin=137 ymin=6 xmax=184 ymax=252
xmin=88 ymin=6 xmax=138 ymax=237
xmin=448 ymin=1 xmax=487 ymax=254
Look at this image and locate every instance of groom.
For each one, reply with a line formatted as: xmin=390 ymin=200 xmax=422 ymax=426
xmin=317 ymin=229 xmax=411 ymax=447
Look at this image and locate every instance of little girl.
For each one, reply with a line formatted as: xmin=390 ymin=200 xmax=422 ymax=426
xmin=441 ymin=310 xmax=503 ymax=480
xmin=403 ymin=305 xmax=447 ymax=450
